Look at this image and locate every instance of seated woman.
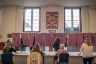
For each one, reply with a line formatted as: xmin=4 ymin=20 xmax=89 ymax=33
xmin=30 ymin=43 xmax=44 ymax=64
xmin=1 ymin=39 xmax=16 ymax=64
xmin=3 ymin=39 xmax=16 ymax=52
xmin=54 ymin=44 xmax=69 ymax=64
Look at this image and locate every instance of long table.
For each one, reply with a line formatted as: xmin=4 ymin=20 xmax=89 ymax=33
xmin=44 ymin=51 xmax=96 ymax=64
xmin=0 ymin=51 xmax=30 ymax=64
xmin=0 ymin=51 xmax=96 ymax=64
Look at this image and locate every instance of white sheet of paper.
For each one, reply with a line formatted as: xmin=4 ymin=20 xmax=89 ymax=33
xmin=25 ymin=47 xmax=30 ymax=53
xmin=45 ymin=46 xmax=49 ymax=52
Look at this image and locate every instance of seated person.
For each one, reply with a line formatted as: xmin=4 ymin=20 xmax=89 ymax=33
xmin=54 ymin=44 xmax=69 ymax=64
xmin=3 ymin=39 xmax=16 ymax=52
xmin=1 ymin=40 xmax=16 ymax=64
xmin=30 ymin=43 xmax=44 ymax=64
xmin=1 ymin=52 xmax=13 ymax=64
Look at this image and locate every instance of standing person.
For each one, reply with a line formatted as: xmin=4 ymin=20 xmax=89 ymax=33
xmin=53 ymin=37 xmax=61 ymax=51
xmin=78 ymin=39 xmax=94 ymax=64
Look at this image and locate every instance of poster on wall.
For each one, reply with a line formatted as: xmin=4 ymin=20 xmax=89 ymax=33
xmin=46 ymin=12 xmax=58 ymax=29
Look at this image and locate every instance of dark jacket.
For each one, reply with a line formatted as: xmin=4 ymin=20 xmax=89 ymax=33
xmin=3 ymin=47 xmax=16 ymax=52
xmin=1 ymin=52 xmax=13 ymax=64
xmin=53 ymin=37 xmax=60 ymax=51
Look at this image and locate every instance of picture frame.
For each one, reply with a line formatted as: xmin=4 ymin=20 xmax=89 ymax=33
xmin=46 ymin=12 xmax=58 ymax=29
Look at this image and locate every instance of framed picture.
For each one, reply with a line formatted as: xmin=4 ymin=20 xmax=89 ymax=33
xmin=7 ymin=33 xmax=12 ymax=38
xmin=48 ymin=30 xmax=56 ymax=33
xmin=46 ymin=12 xmax=58 ymax=29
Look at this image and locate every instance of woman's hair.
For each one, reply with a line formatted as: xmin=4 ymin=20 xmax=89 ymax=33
xmin=32 ymin=44 xmax=41 ymax=52
xmin=84 ymin=39 xmax=92 ymax=46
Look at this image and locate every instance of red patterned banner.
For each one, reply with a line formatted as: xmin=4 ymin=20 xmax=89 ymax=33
xmin=12 ymin=33 xmax=20 ymax=47
xmin=46 ymin=12 xmax=58 ymax=29
xmin=38 ymin=33 xmax=46 ymax=46
xmin=61 ymin=33 xmax=67 ymax=46
xmin=21 ymin=33 xmax=28 ymax=46
xmin=92 ymin=33 xmax=96 ymax=46
xmin=83 ymin=33 xmax=93 ymax=40
xmin=77 ymin=33 xmax=84 ymax=47
xmin=28 ymin=33 xmax=35 ymax=47
xmin=45 ymin=34 xmax=52 ymax=47
xmin=69 ymin=33 xmax=77 ymax=46
xmin=83 ymin=33 xmax=93 ymax=45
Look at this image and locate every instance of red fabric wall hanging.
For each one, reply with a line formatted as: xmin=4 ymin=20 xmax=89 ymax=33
xmin=45 ymin=33 xmax=52 ymax=47
xmin=83 ymin=33 xmax=93 ymax=40
xmin=68 ymin=33 xmax=77 ymax=46
xmin=61 ymin=33 xmax=67 ymax=46
xmin=76 ymin=33 xmax=84 ymax=47
xmin=12 ymin=33 xmax=20 ymax=47
xmin=92 ymin=33 xmax=96 ymax=46
xmin=28 ymin=33 xmax=35 ymax=47
xmin=83 ymin=33 xmax=93 ymax=44
xmin=21 ymin=33 xmax=28 ymax=46
xmin=38 ymin=33 xmax=46 ymax=46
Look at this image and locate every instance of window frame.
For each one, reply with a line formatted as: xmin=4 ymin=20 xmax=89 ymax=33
xmin=23 ymin=7 xmax=41 ymax=32
xmin=64 ymin=7 xmax=82 ymax=33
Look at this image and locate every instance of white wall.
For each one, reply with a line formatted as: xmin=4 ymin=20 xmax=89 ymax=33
xmin=0 ymin=6 xmax=23 ymax=41
xmin=41 ymin=6 xmax=64 ymax=33
xmin=0 ymin=6 xmax=96 ymax=42
xmin=0 ymin=9 xmax=2 ymax=31
xmin=81 ymin=6 xmax=96 ymax=33
xmin=88 ymin=6 xmax=96 ymax=32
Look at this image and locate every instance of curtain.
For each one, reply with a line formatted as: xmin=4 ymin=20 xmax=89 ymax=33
xmin=61 ymin=33 xmax=67 ymax=46
xmin=38 ymin=33 xmax=46 ymax=46
xmin=45 ymin=34 xmax=52 ymax=47
xmin=28 ymin=33 xmax=35 ymax=47
xmin=68 ymin=33 xmax=77 ymax=46
xmin=76 ymin=33 xmax=84 ymax=47
xmin=21 ymin=33 xmax=28 ymax=46
xmin=12 ymin=33 xmax=20 ymax=47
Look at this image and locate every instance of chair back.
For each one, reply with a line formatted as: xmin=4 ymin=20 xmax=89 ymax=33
xmin=59 ymin=52 xmax=69 ymax=64
xmin=30 ymin=52 xmax=43 ymax=64
xmin=1 ymin=52 xmax=13 ymax=64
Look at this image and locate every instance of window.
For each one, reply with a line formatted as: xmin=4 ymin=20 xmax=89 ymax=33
xmin=64 ymin=8 xmax=81 ymax=33
xmin=24 ymin=8 xmax=40 ymax=32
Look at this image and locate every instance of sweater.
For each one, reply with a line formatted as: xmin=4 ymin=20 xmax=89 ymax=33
xmin=79 ymin=43 xmax=93 ymax=58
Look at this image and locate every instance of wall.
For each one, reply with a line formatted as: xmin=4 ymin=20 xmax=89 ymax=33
xmin=81 ymin=6 xmax=96 ymax=33
xmin=0 ymin=6 xmax=96 ymax=42
xmin=88 ymin=6 xmax=96 ymax=32
xmin=41 ymin=6 xmax=64 ymax=33
xmin=0 ymin=10 xmax=2 ymax=27
xmin=0 ymin=6 xmax=23 ymax=42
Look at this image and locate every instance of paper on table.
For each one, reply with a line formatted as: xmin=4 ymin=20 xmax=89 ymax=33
xmin=45 ymin=46 xmax=49 ymax=52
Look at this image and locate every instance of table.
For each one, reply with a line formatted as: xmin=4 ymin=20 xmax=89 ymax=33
xmin=0 ymin=51 xmax=96 ymax=64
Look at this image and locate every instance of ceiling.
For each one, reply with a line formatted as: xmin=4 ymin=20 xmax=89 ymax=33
xmin=0 ymin=0 xmax=96 ymax=7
